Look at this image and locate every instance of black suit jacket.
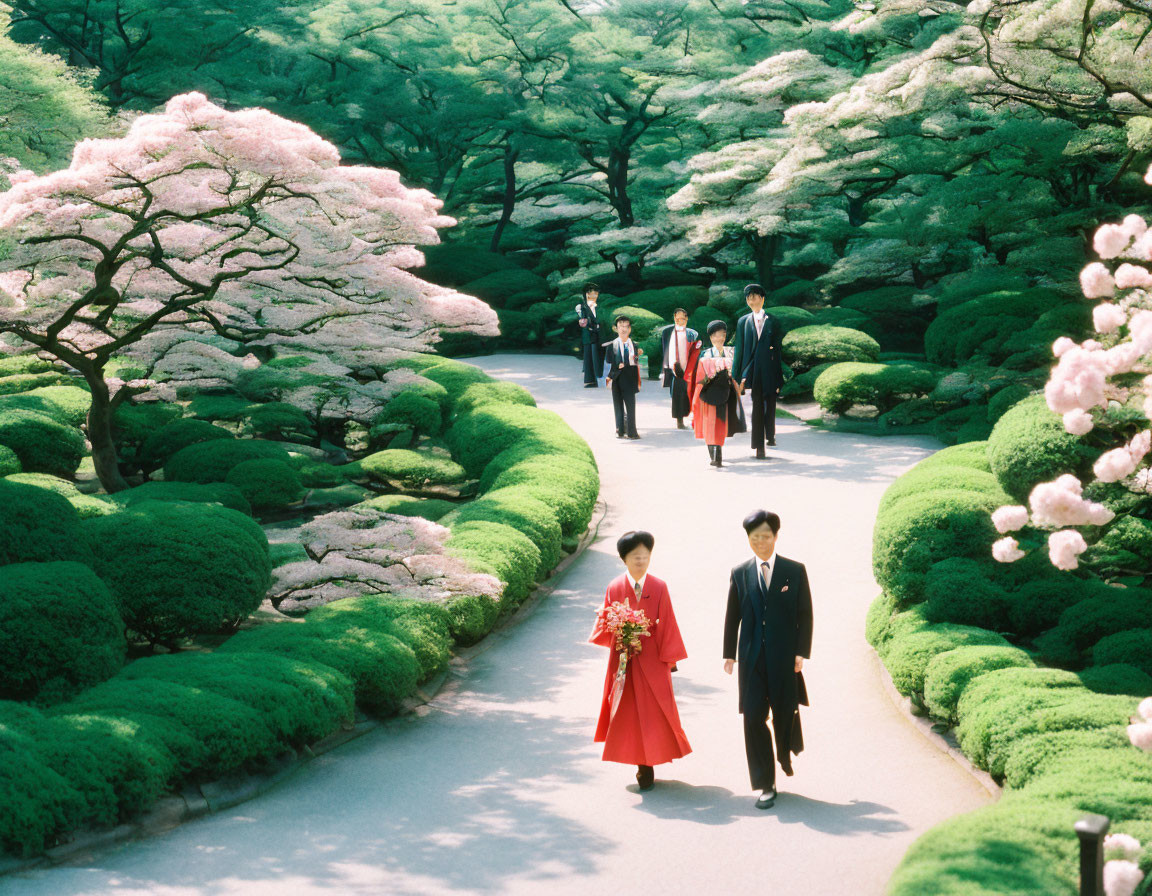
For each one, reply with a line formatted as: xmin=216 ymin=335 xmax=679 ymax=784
xmin=603 ymin=339 xmax=641 ymax=393
xmin=723 ymin=555 xmax=813 ymax=712
xmin=732 ymin=312 xmax=784 ymax=391
xmin=659 ymin=325 xmax=699 ymax=386
xmin=577 ymin=301 xmax=602 ymax=345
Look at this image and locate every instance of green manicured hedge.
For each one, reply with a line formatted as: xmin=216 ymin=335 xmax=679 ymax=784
xmin=0 ymin=444 xmax=19 ymax=476
xmin=374 ymin=389 xmax=442 ymax=436
xmin=83 ymin=501 xmax=271 ymax=645
xmin=455 ymin=486 xmax=562 ymax=577
xmin=0 ymin=408 xmax=86 ymax=477
xmin=447 ymin=404 xmax=594 ymax=478
xmin=813 ymin=362 xmax=937 ymax=414
xmin=447 ymin=521 xmax=541 ymax=609
xmin=1093 ymin=629 xmax=1152 ymax=675
xmin=111 ymin=480 xmax=253 ymax=515
xmin=359 ymin=448 xmax=467 ymax=489
xmin=781 ymin=325 xmax=880 ymax=372
xmin=0 ymin=479 xmax=89 ymax=566
xmin=164 ymin=438 xmax=292 ymax=484
xmin=0 ymin=562 xmax=125 ymax=703
xmin=141 ymin=419 xmax=234 ymax=469
xmin=922 ymin=645 xmax=1035 ymax=724
xmin=225 ymin=458 xmax=304 ymax=512
xmin=454 ymin=381 xmax=536 ymax=415
xmin=0 ymin=385 xmax=90 ymax=427
xmin=360 ymin=494 xmax=457 ymax=521
xmin=986 ymin=395 xmax=1093 ymax=502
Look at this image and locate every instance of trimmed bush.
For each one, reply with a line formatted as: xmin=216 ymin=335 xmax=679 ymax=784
xmin=921 ymin=558 xmax=1013 ymax=632
xmin=1085 ymin=516 xmax=1152 ymax=576
xmin=4 ymin=473 xmax=115 ymax=520
xmin=225 ymin=458 xmax=305 ymax=512
xmin=164 ymin=438 xmax=292 ymax=484
xmin=762 ymin=305 xmax=816 ymax=333
xmin=0 ymin=479 xmax=89 ymax=566
xmin=986 ymin=383 xmax=1032 ymax=423
xmin=881 ymin=623 xmax=1009 ymax=695
xmin=463 ymin=268 xmax=550 ymax=308
xmin=445 ymin=593 xmax=501 ymax=646
xmin=447 ymin=404 xmax=593 ymax=478
xmin=447 ymin=520 xmax=540 ymax=608
xmin=83 ymin=501 xmax=271 ymax=645
xmin=141 ymin=419 xmax=234 ymax=469
xmin=454 ymin=382 xmax=536 ymax=415
xmin=0 ymin=355 xmax=53 ymax=376
xmin=0 ymin=445 xmax=19 ymax=476
xmin=0 ymin=385 xmax=90 ymax=427
xmin=1033 ymin=586 xmax=1152 ymax=664
xmin=487 ymin=456 xmax=599 ymax=537
xmin=986 ymin=395 xmax=1094 ymax=501
xmin=922 ymin=645 xmax=1035 ymax=723
xmin=186 ymin=393 xmax=254 ymax=422
xmin=244 ymin=403 xmax=316 ymax=442
xmin=374 ymin=390 xmax=442 ymax=437
xmin=839 ymin=286 xmax=925 ymax=348
xmin=925 ymin=287 xmax=1075 ymax=366
xmin=0 ymin=409 xmax=86 ymax=477
xmin=456 ymin=486 xmax=562 ymax=577
xmin=780 ymin=362 xmax=835 ymax=400
xmin=359 ymin=494 xmax=457 ymax=521
xmin=1004 ymin=577 xmax=1116 ymax=640
xmin=359 ymin=449 xmax=467 ymax=490
xmin=0 ymin=371 xmax=73 ymax=395
xmin=1000 ymin=727 xmax=1133 ymax=790
xmin=1078 ymin=663 xmax=1152 ymax=696
xmin=602 ymin=305 xmax=665 ymax=342
xmin=0 ymin=562 xmax=125 ymax=703
xmin=610 ymin=285 xmax=708 ymax=319
xmin=813 ymin=362 xmax=937 ymax=414
xmin=781 ymin=325 xmax=880 ymax=372
xmin=1093 ymin=629 xmax=1152 ymax=675
xmin=412 ymin=359 xmax=493 ymax=404
xmin=111 ymin=481 xmax=252 ymax=515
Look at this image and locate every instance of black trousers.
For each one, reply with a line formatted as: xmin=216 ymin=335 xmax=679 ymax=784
xmin=749 ymin=380 xmax=776 ymax=449
xmin=743 ymin=652 xmax=777 ymax=790
xmin=582 ymin=342 xmax=601 ymax=386
xmin=669 ymin=374 xmax=690 ymax=418
xmin=611 ymin=381 xmax=638 ymax=437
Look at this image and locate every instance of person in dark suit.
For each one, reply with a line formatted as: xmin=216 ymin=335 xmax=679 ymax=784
xmin=604 ymin=314 xmax=643 ymax=439
xmin=659 ymin=309 xmax=699 ymax=429
xmin=576 ymin=282 xmax=604 ymax=388
xmin=732 ymin=284 xmax=784 ymax=457
xmin=723 ymin=509 xmax=813 ymax=809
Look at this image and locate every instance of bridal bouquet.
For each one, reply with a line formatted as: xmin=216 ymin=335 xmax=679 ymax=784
xmin=600 ymin=602 xmax=651 ymax=720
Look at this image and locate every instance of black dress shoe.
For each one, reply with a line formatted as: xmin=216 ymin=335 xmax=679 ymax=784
xmin=584 ymin=383 xmax=598 ymax=388
xmin=767 ymin=438 xmax=776 ymax=447
xmin=627 ymin=434 xmax=641 ymax=440
xmin=676 ymin=419 xmax=687 ymax=429
xmin=636 ymin=765 xmax=655 ymax=791
xmin=616 ymin=432 xmax=625 ymax=438
xmin=756 ymin=787 xmax=777 ymax=809
xmin=755 ymin=449 xmax=766 ymax=459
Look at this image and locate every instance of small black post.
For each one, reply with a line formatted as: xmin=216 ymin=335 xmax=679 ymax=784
xmin=1075 ymin=813 xmax=1110 ymax=896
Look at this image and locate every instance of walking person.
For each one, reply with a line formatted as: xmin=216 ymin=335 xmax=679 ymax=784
xmin=591 ymin=530 xmax=691 ymax=791
xmin=576 ymin=283 xmax=604 ymax=388
xmin=686 ymin=320 xmax=746 ymax=468
xmin=732 ymin=284 xmax=784 ymax=457
xmin=604 ymin=315 xmax=643 ymax=440
xmin=722 ymin=510 xmax=812 ymax=808
xmin=660 ymin=308 xmax=698 ymax=429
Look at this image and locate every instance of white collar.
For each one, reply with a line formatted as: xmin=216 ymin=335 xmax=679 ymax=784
xmin=754 ymin=553 xmax=776 ymax=570
xmin=630 ymin=573 xmax=647 ymax=593
xmin=675 ymin=325 xmax=686 ymax=332
xmin=753 ymin=310 xmax=765 ymax=319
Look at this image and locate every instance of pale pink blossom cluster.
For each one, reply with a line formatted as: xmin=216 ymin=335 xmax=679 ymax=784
xmin=991 ymin=505 xmax=1029 ymax=533
xmin=1047 ymin=529 xmax=1088 ymax=570
xmin=1104 ymin=832 xmax=1145 ymax=896
xmin=991 ymin=536 xmax=1026 ymax=562
xmin=1129 ymin=697 xmax=1152 ymax=753
xmin=1028 ymin=475 xmax=1115 ymax=527
xmin=1094 ymin=431 xmax=1152 ymax=483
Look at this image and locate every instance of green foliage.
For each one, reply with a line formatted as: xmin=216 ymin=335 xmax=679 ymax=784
xmin=486 ymin=456 xmax=600 ymax=538
xmin=987 ymin=395 xmax=1094 ymax=501
xmin=186 ymin=393 xmax=255 ymax=422
xmin=421 ymin=242 xmax=522 ymax=287
xmin=0 ymin=371 xmax=74 ymax=395
xmin=605 ymin=305 xmax=665 ymax=342
xmin=0 ymin=385 xmax=90 ymax=427
xmin=375 ymin=389 xmax=443 ymax=437
xmin=359 ymin=494 xmax=457 ymax=521
xmin=224 ymin=458 xmax=304 ymax=512
xmin=767 ymin=280 xmax=818 ymax=306
xmin=0 ymin=562 xmax=124 ymax=703
xmin=1093 ymin=629 xmax=1152 ymax=675
xmin=141 ymin=419 xmax=235 ymax=469
xmin=1084 ymin=516 xmax=1152 ymax=576
xmin=839 ymin=286 xmax=926 ymax=349
xmin=1033 ymin=586 xmax=1152 ymax=665
xmin=780 ymin=361 xmax=836 ymax=400
xmin=455 ymin=486 xmax=562 ymax=577
xmin=921 ymin=558 xmax=1013 ymax=631
xmin=881 ymin=623 xmax=1009 ymax=695
xmin=244 ymin=402 xmax=316 ymax=443
xmin=112 ymin=402 xmax=183 ymax=463
xmin=781 ymin=325 xmax=880 ymax=372
xmin=986 ymin=383 xmax=1033 ymax=423
xmin=923 ymin=645 xmax=1035 ymax=723
xmin=1004 ymin=577 xmax=1115 ymax=640
xmin=4 ymin=472 xmax=114 ymax=519
xmin=359 ymin=449 xmax=467 ymax=489
xmin=463 ymin=267 xmax=550 ymax=309
xmin=0 ymin=479 xmax=88 ymax=566
xmin=0 ymin=356 xmax=53 ymax=376
xmin=164 ymin=438 xmax=292 ymax=484
xmin=445 ymin=594 xmax=501 ymax=646
xmin=111 ymin=481 xmax=252 ymax=516
xmin=409 ymin=359 xmax=493 ymax=404
xmin=291 ymin=458 xmax=348 ymax=489
xmin=83 ymin=502 xmax=271 ymax=645
xmin=447 ymin=521 xmax=540 ymax=608
xmin=611 ymin=286 xmax=708 ymax=320
xmin=0 ymin=445 xmax=19 ymax=476
xmin=813 ymin=362 xmax=937 ymax=414
xmin=763 ymin=306 xmax=817 ymax=333
xmin=0 ymin=408 xmax=86 ymax=477
xmin=925 ymin=289 xmax=1076 ymax=366
xmin=454 ymin=382 xmax=536 ymax=415
xmin=447 ymin=404 xmax=593 ymax=478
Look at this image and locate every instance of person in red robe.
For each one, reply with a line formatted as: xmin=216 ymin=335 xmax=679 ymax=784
xmin=686 ymin=320 xmax=746 ymax=468
xmin=589 ymin=530 xmax=691 ymax=791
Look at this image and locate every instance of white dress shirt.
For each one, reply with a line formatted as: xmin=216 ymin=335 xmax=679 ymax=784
xmin=753 ymin=310 xmax=766 ymax=339
xmin=754 ymin=553 xmax=776 ymax=591
xmin=615 ymin=337 xmax=636 ymax=366
xmin=669 ymin=326 xmax=688 ymax=371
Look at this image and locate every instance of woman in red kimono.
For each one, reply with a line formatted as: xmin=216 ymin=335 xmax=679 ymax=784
xmin=590 ymin=530 xmax=691 ymax=791
xmin=686 ymin=320 xmax=746 ymax=468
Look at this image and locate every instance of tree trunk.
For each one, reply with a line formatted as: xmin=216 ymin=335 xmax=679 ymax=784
xmin=607 ymin=146 xmax=634 ymax=227
xmin=490 ymin=142 xmax=519 ymax=253
xmin=85 ymin=373 xmax=129 ymax=493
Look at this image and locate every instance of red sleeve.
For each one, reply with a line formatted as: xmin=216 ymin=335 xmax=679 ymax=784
xmin=656 ymin=585 xmax=688 ymax=664
xmin=589 ymin=587 xmax=615 ymax=647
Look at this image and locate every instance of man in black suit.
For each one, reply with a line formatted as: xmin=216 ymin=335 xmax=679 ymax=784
xmin=604 ymin=314 xmax=643 ymax=439
xmin=723 ymin=509 xmax=813 ymax=809
xmin=659 ymin=308 xmax=699 ymax=429
xmin=576 ymin=282 xmax=604 ymax=388
xmin=732 ymin=284 xmax=784 ymax=457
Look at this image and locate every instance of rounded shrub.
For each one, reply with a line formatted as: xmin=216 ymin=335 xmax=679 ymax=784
xmin=1078 ymin=662 xmax=1152 ymax=696
xmin=0 ymin=479 xmax=88 ymax=566
xmin=881 ymin=623 xmax=1009 ymax=696
xmin=986 ymin=383 xmax=1032 ymax=423
xmin=922 ymin=645 xmax=1035 ymax=723
xmin=0 ymin=444 xmax=19 ymax=476
xmin=224 ymin=458 xmax=304 ymax=512
xmin=0 ymin=562 xmax=125 ymax=703
xmin=359 ymin=449 xmax=467 ymax=490
xmin=610 ymin=285 xmax=708 ymax=320
xmin=1093 ymin=629 xmax=1152 ymax=675
xmin=374 ymin=390 xmax=442 ymax=436
xmin=0 ymin=409 xmax=86 ymax=477
xmin=1033 ymin=586 xmax=1152 ymax=663
xmin=455 ymin=486 xmax=562 ymax=577
xmin=447 ymin=521 xmax=540 ymax=608
xmin=83 ymin=501 xmax=271 ymax=645
xmin=4 ymin=473 xmax=115 ymax=519
xmin=412 ymin=359 xmax=493 ymax=405
xmin=921 ymin=558 xmax=1012 ymax=631
xmin=1000 ymin=727 xmax=1131 ymax=789
xmin=780 ymin=362 xmax=836 ymax=400
xmin=781 ymin=325 xmax=880 ymax=372
xmin=244 ymin=402 xmax=316 ymax=442
xmin=865 ymin=591 xmax=901 ymax=650
xmin=141 ymin=419 xmax=234 ymax=469
xmin=359 ymin=494 xmax=457 ymax=521
xmin=111 ymin=480 xmax=252 ymax=515
xmin=1005 ymin=576 xmax=1117 ymax=640
xmin=454 ymin=382 xmax=536 ymax=415
xmin=447 ymin=404 xmax=593 ymax=478
xmin=164 ymin=438 xmax=292 ymax=484
xmin=601 ymin=305 xmax=665 ymax=342
xmin=292 ymin=459 xmax=348 ymax=489
xmin=1085 ymin=516 xmax=1152 ymax=576
xmin=445 ymin=593 xmax=501 ymax=646
xmin=487 ymin=456 xmax=599 ymax=538
xmin=0 ymin=385 xmax=90 ymax=427
xmin=763 ymin=305 xmax=816 ymax=333
xmin=878 ymin=464 xmax=1006 ymax=517
xmin=0 ymin=371 xmax=73 ymax=395
xmin=0 ymin=355 xmax=53 ymax=376
xmin=813 ymin=362 xmax=937 ymax=414
xmin=987 ymin=395 xmax=1093 ymax=501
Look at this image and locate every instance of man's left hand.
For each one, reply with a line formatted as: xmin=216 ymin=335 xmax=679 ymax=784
xmin=794 ymin=656 xmax=804 ymax=673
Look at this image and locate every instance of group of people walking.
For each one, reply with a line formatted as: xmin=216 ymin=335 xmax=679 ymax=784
xmin=577 ymin=282 xmax=785 ymax=466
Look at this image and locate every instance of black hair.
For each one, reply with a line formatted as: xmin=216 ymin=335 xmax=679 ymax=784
xmin=673 ymin=307 xmax=688 ymax=317
xmin=742 ymin=509 xmax=781 ymax=535
xmin=583 ymin=282 xmax=600 ymax=296
xmin=617 ymin=530 xmax=655 ymax=559
xmin=706 ymin=319 xmax=728 ymax=337
xmin=614 ymin=314 xmax=631 ymax=326
xmin=743 ymin=283 xmax=767 ymax=300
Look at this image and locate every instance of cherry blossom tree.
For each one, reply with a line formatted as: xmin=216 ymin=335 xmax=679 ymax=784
xmin=0 ymin=92 xmax=497 ymax=492
xmin=992 ymin=167 xmax=1152 ymax=571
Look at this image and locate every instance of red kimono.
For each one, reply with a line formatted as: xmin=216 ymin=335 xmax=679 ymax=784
xmin=589 ymin=574 xmax=692 ymax=766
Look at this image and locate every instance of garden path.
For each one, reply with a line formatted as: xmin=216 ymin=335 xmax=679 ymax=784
xmin=7 ymin=354 xmax=992 ymax=896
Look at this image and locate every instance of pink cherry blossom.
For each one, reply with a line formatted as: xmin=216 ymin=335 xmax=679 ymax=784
xmin=1029 ymin=474 xmax=1115 ymax=527
xmin=1093 ymin=303 xmax=1128 ymax=334
xmin=1130 ymin=310 xmax=1152 ymax=354
xmin=1094 ymin=224 xmax=1133 ymax=259
xmin=991 ymin=505 xmax=1029 ymax=533
xmin=1114 ymin=263 xmax=1152 ymax=290
xmin=1131 ymin=721 xmax=1152 ymax=752
xmin=1104 ymin=860 xmax=1145 ymax=896
xmin=1080 ymin=262 xmax=1116 ymax=298
xmin=1062 ymin=409 xmax=1094 ymax=435
xmin=992 ymin=536 xmax=1026 ymax=563
xmin=1093 ymin=431 xmax=1152 ymax=483
xmin=1048 ymin=529 xmax=1088 ymax=570
xmin=1045 ymin=347 xmax=1107 ymax=413
xmin=1139 ymin=697 xmax=1152 ymax=721
xmin=1120 ymin=214 xmax=1148 ymax=241
xmin=1052 ymin=336 xmax=1077 ymax=358
xmin=1105 ymin=833 xmax=1143 ymax=861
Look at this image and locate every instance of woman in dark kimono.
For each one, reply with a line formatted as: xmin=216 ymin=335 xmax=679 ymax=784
xmin=687 ymin=320 xmax=746 ymax=468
